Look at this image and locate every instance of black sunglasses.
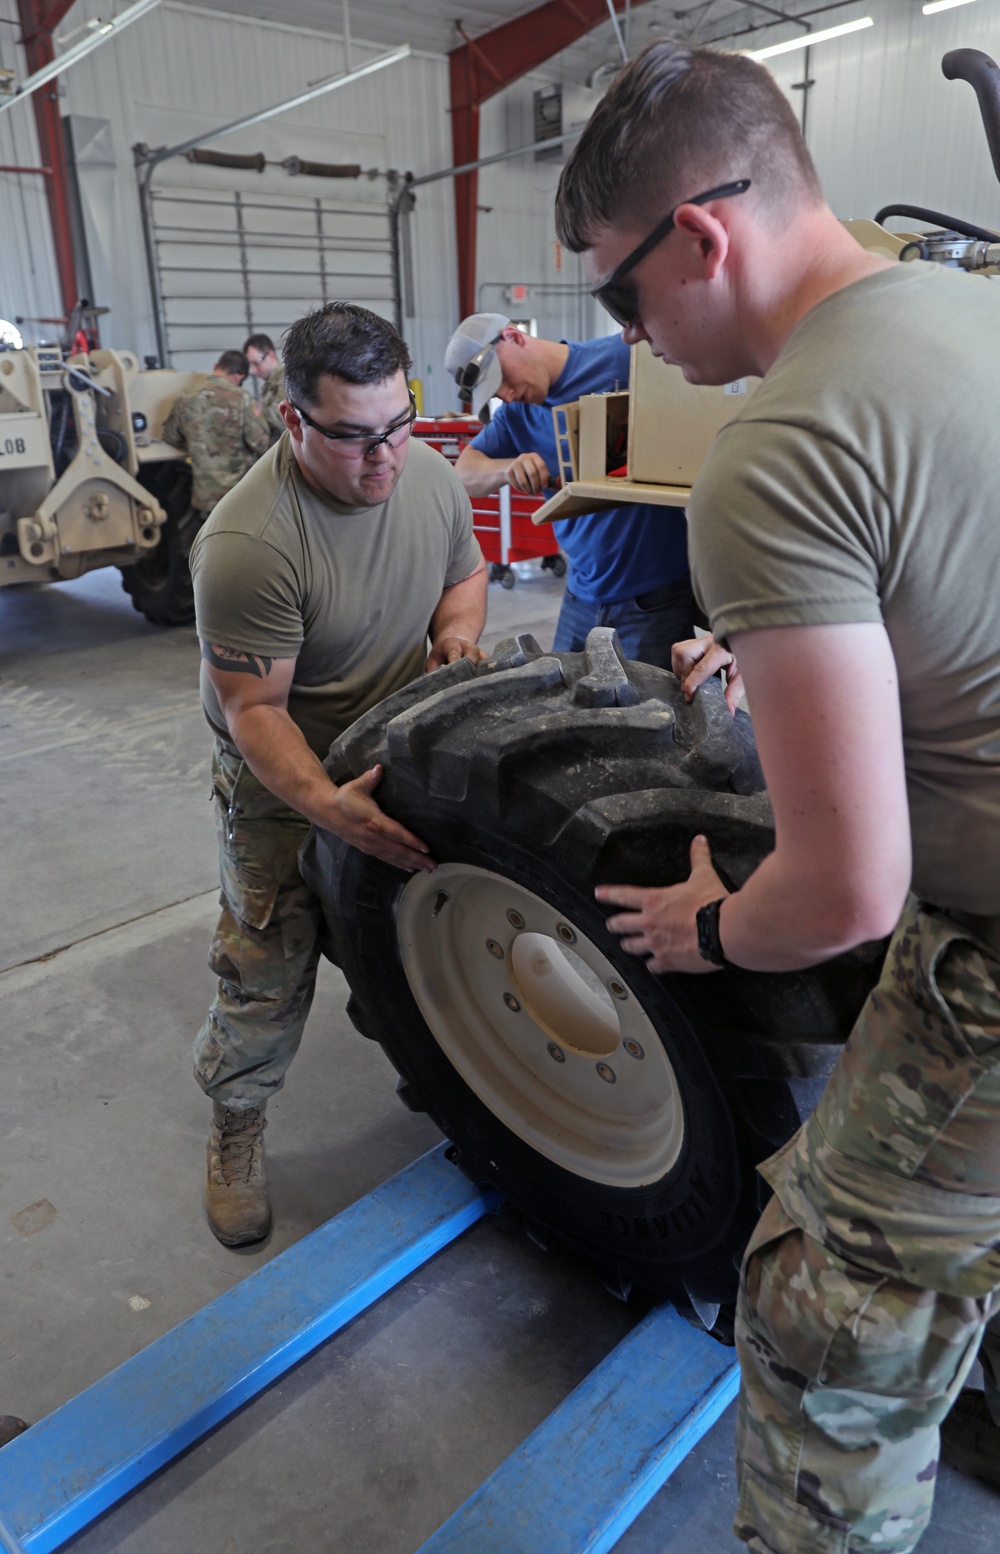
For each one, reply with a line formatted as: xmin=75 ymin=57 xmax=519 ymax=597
xmin=456 ymin=333 xmax=503 ymax=399
xmin=591 ymin=179 xmax=752 ymax=329
xmin=292 ymin=389 xmax=417 ymax=456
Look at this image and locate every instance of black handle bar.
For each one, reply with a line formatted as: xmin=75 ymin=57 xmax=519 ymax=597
xmin=942 ymin=48 xmax=1000 ymax=186
xmin=873 ymin=203 xmax=1000 ymax=241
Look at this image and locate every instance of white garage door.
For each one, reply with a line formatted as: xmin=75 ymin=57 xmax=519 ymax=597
xmin=149 ymin=183 xmax=396 ymax=366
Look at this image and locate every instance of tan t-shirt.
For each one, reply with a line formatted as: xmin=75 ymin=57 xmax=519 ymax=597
xmin=191 ymin=434 xmax=482 ymax=758
xmin=689 ymin=263 xmax=1000 ymax=914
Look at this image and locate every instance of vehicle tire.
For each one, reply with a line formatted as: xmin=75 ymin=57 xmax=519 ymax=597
xmin=545 ymin=552 xmax=568 ymax=579
xmin=120 ymin=461 xmax=200 ymax=626
xmin=500 ymin=567 xmax=516 ymax=590
xmin=299 ymin=629 xmax=885 ymax=1319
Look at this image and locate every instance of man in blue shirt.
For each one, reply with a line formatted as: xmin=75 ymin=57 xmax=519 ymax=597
xmin=445 ymin=314 xmax=694 ymax=665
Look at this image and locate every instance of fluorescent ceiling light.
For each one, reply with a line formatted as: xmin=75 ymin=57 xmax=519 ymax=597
xmin=748 ymin=16 xmax=874 ymax=60
xmin=0 ymin=0 xmax=162 ymax=116
xmin=922 ymin=0 xmax=979 ymax=14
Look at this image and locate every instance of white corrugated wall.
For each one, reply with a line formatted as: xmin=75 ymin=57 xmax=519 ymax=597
xmin=761 ymin=1 xmax=1000 ymax=229
xmin=476 ymin=73 xmax=618 ymax=347
xmin=0 ymin=0 xmax=459 ymax=402
xmin=3 ymin=0 xmax=1000 ymax=401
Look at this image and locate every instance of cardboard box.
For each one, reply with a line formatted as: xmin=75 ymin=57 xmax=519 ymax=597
xmin=627 ymin=343 xmax=758 ymax=485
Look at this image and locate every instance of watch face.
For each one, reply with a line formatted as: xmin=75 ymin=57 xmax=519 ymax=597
xmin=696 ymin=900 xmax=725 ymax=965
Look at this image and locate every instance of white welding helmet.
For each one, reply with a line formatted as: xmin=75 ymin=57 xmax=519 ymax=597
xmin=444 ymin=313 xmax=510 ymax=419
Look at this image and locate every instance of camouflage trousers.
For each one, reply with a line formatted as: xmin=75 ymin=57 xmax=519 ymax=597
xmin=193 ymin=740 xmax=325 ymax=1110
xmin=735 ymin=900 xmax=1000 ymax=1554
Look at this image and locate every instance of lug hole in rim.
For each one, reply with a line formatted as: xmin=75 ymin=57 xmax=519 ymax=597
xmin=507 ymin=908 xmax=526 ymax=929
xmin=547 ymin=1043 xmax=566 ymax=1063
xmin=608 ymin=979 xmax=628 ymax=1001
xmin=486 ymin=939 xmax=504 ymax=959
xmin=503 ymin=992 xmax=521 ymax=1013
xmin=596 ymin=1063 xmax=617 ymax=1084
xmin=556 ymin=922 xmax=576 ymax=944
xmin=624 ymin=1039 xmax=645 ymax=1060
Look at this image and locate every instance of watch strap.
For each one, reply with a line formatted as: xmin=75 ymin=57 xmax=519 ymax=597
xmin=696 ymin=897 xmax=728 ymax=966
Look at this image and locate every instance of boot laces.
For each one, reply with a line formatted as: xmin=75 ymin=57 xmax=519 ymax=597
xmin=216 ymin=1108 xmax=265 ymax=1185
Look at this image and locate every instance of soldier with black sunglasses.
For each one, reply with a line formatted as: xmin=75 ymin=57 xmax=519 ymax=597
xmin=557 ymin=36 xmax=1000 ymax=1554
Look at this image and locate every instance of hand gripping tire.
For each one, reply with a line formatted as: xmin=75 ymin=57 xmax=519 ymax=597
xmin=299 ymin=630 xmax=885 ymax=1324
xmin=120 ymin=461 xmax=200 ymax=626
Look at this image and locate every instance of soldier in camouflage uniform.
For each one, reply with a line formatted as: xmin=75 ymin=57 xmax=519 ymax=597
xmin=190 ymin=304 xmax=485 ymax=1251
xmin=244 ymin=332 xmax=286 ymax=444
xmin=161 ymin=351 xmax=270 ymax=514
xmin=734 ymin=903 xmax=1000 ymax=1550
xmin=555 ymin=39 xmax=1000 ymax=1554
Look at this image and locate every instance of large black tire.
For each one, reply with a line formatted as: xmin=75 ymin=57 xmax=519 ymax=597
xmin=299 ymin=630 xmax=885 ymax=1321
xmin=120 ymin=461 xmax=200 ymax=626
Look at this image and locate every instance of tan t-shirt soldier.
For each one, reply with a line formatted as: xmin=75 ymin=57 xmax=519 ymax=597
xmin=556 ymin=36 xmax=1000 ymax=1554
xmin=191 ymin=304 xmax=486 ymax=1249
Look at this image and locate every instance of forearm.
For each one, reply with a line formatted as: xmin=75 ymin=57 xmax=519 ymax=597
xmin=429 ymin=569 xmax=487 ymax=648
xmin=455 ymin=449 xmax=508 ymax=497
xmin=718 ymin=849 xmax=905 ymax=972
xmin=600 ymin=624 xmax=911 ymax=976
xmin=719 ymin=623 xmax=910 ymax=970
xmin=226 ymin=702 xmax=342 ymax=829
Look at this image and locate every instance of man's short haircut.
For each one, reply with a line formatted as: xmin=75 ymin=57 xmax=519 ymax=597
xmin=243 ymin=332 xmax=276 ymax=356
xmin=215 ymin=349 xmax=249 ymax=378
xmin=282 ymin=303 xmax=413 ymax=408
xmin=555 ymin=39 xmax=822 ymax=252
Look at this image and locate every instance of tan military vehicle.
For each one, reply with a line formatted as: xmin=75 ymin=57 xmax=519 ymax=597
xmin=0 ymin=343 xmax=205 ymax=624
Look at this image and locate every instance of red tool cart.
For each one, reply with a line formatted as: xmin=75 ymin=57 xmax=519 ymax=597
xmin=413 ymin=416 xmax=566 ymax=589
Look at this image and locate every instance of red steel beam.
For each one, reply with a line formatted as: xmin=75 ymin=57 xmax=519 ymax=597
xmin=16 ymin=0 xmax=80 ymax=317
xmin=448 ymin=0 xmax=651 ymax=319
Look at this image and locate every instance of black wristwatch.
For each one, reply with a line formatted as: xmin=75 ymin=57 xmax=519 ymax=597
xmin=696 ymin=898 xmax=728 ymax=966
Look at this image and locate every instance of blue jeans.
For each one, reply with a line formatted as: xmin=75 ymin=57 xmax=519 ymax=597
xmin=552 ymin=574 xmax=696 ymax=669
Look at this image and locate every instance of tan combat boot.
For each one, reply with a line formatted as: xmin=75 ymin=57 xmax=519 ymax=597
xmin=205 ymin=1101 xmax=271 ymax=1247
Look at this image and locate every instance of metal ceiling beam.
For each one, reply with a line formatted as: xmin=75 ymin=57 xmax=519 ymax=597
xmin=3 ymin=0 xmax=162 ymax=117
xmin=448 ymin=0 xmax=652 ymax=321
xmin=16 ymin=0 xmax=78 ymax=316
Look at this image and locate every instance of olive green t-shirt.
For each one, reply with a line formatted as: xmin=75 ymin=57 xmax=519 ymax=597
xmin=689 ymin=263 xmax=1000 ymax=914
xmin=191 ymin=434 xmax=482 ymax=758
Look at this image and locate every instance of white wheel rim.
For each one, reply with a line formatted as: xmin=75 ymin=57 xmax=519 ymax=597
xmin=395 ymin=863 xmax=685 ymax=1186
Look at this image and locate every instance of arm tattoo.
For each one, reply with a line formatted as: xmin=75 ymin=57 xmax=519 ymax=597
xmin=201 ymin=642 xmax=274 ymax=678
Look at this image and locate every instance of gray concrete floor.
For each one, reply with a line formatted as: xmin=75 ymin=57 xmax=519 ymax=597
xmin=2 ymin=561 xmax=998 ymax=1553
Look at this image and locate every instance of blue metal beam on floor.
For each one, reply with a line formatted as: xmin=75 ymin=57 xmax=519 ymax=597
xmin=0 ymin=1144 xmax=498 ymax=1554
xmin=417 ymin=1302 xmax=740 ymax=1554
xmin=0 ymin=1513 xmax=26 ymax=1554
